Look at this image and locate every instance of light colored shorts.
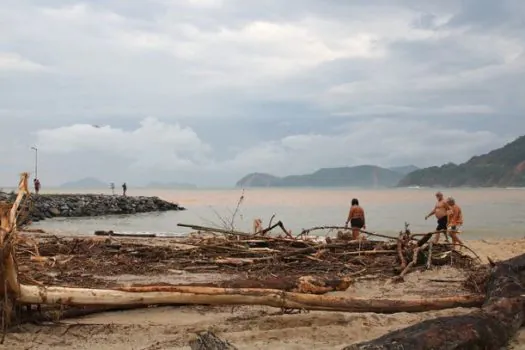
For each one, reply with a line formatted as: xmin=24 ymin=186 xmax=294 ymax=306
xmin=448 ymin=225 xmax=462 ymax=233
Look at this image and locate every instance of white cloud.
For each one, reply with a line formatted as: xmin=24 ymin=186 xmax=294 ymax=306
xmin=332 ymin=104 xmax=495 ymax=117
xmin=218 ymin=118 xmax=509 ymax=177
xmin=33 ymin=117 xmax=508 ymax=184
xmin=0 ymin=53 xmax=47 ymax=72
xmin=186 ymin=0 xmax=224 ymax=9
xmin=35 ymin=117 xmax=212 ymax=171
xmin=34 ymin=117 xmax=508 ymax=184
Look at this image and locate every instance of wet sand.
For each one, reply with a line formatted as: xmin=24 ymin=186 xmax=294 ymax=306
xmin=5 ymin=237 xmax=525 ymax=350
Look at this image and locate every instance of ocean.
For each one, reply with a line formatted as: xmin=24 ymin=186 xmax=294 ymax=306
xmin=30 ymin=187 xmax=525 ymax=239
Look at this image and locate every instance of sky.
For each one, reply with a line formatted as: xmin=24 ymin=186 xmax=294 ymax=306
xmin=1 ymin=0 xmax=524 ymax=187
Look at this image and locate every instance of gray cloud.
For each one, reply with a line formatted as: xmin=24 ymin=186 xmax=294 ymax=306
xmin=0 ymin=0 xmax=523 ymax=187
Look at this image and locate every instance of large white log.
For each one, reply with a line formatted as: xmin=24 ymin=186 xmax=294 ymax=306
xmin=18 ymin=284 xmax=484 ymax=313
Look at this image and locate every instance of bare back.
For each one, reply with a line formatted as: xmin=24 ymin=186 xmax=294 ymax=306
xmin=349 ymin=205 xmax=365 ymax=220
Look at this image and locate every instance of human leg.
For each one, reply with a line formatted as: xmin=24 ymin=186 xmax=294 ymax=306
xmin=350 ymin=218 xmax=364 ymax=240
xmin=449 ymin=226 xmax=464 ymax=250
xmin=434 ymin=217 xmax=448 ymax=243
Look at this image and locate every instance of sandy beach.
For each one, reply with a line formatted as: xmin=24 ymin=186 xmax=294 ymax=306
xmin=4 ymin=236 xmax=525 ymax=350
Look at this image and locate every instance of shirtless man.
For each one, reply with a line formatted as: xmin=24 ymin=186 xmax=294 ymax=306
xmin=425 ymin=191 xmax=450 ymax=243
xmin=345 ymin=198 xmax=366 ymax=240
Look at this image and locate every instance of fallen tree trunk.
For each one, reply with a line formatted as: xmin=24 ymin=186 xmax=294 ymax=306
xmin=17 ymin=284 xmax=483 ymax=313
xmin=19 ymin=304 xmax=156 ymax=324
xmin=344 ymin=253 xmax=525 ymax=349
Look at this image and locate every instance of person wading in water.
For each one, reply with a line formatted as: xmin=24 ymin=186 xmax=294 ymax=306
xmin=345 ymin=198 xmax=366 ymax=240
xmin=425 ymin=191 xmax=450 ymax=243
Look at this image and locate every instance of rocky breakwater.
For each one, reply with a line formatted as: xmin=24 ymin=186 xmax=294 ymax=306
xmin=0 ymin=192 xmax=185 ymax=223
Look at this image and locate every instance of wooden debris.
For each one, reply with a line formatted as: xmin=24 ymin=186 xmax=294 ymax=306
xmin=94 ymin=230 xmax=157 ymax=238
xmin=17 ymin=284 xmax=484 ymax=313
xmin=344 ymin=253 xmax=525 ymax=350
xmin=214 ymin=258 xmax=255 ymax=266
xmin=199 ymin=275 xmax=353 ymax=294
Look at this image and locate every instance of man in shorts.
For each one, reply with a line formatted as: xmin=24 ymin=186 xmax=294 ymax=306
xmin=425 ymin=191 xmax=450 ymax=243
xmin=345 ymin=198 xmax=366 ymax=240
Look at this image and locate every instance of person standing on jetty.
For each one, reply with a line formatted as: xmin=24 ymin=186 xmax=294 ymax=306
xmin=345 ymin=198 xmax=366 ymax=240
xmin=425 ymin=191 xmax=450 ymax=243
xmin=33 ymin=178 xmax=41 ymax=195
xmin=122 ymin=182 xmax=127 ymax=196
xmin=446 ymin=197 xmax=464 ymax=250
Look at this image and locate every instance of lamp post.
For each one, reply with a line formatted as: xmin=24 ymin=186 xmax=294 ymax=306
xmin=31 ymin=146 xmax=38 ymax=179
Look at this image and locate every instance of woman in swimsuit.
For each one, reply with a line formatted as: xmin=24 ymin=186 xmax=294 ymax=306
xmin=345 ymin=198 xmax=366 ymax=240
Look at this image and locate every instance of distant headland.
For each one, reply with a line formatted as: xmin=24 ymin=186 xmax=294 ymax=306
xmin=235 ymin=165 xmax=418 ymax=188
xmin=236 ymin=135 xmax=525 ymax=188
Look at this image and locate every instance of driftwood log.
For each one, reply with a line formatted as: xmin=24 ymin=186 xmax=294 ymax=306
xmin=17 ymin=284 xmax=483 ymax=313
xmin=344 ymin=253 xmax=525 ymax=350
xmin=196 ymin=275 xmax=354 ymax=294
xmin=94 ymin=230 xmax=157 ymax=238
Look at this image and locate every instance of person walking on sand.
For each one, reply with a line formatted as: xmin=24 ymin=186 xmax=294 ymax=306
xmin=345 ymin=198 xmax=366 ymax=240
xmin=122 ymin=182 xmax=127 ymax=196
xmin=425 ymin=191 xmax=450 ymax=243
xmin=446 ymin=197 xmax=464 ymax=250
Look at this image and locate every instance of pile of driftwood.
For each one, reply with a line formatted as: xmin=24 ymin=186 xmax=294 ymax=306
xmin=177 ymin=221 xmax=478 ymax=282
xmin=3 ymin=173 xmax=525 ymax=349
xmin=15 ymin=220 xmax=477 ymax=291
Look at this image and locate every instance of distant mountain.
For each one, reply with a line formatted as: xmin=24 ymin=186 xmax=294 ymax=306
xmin=398 ymin=136 xmax=525 ymax=187
xmin=236 ymin=165 xmax=405 ymax=188
xmin=147 ymin=181 xmax=197 ymax=189
xmin=60 ymin=177 xmax=108 ymax=189
xmin=235 ymin=173 xmax=281 ymax=187
xmin=388 ymin=165 xmax=419 ymax=175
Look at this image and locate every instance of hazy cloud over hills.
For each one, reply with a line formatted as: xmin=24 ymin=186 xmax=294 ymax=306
xmin=1 ymin=0 xmax=523 ymax=186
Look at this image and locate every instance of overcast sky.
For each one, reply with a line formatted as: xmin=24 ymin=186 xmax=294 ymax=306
xmin=1 ymin=0 xmax=524 ymax=187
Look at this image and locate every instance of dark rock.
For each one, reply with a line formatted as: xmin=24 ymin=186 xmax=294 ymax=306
xmin=49 ymin=207 xmax=60 ymax=216
xmin=0 ymin=192 xmax=185 ymax=223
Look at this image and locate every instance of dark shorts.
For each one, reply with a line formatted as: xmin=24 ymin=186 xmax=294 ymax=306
xmin=436 ymin=216 xmax=448 ymax=231
xmin=350 ymin=218 xmax=364 ymax=229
